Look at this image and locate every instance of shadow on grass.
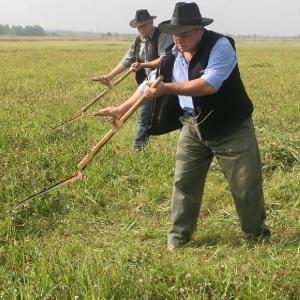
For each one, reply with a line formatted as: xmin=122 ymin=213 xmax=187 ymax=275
xmin=191 ymin=231 xmax=245 ymax=248
xmin=277 ymin=229 xmax=300 ymax=247
xmin=191 ymin=229 xmax=299 ymax=250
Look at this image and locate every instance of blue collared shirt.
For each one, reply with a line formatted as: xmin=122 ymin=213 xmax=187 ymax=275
xmin=138 ymin=37 xmax=237 ymax=109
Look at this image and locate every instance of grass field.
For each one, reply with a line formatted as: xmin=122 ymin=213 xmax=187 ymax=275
xmin=0 ymin=39 xmax=299 ymax=299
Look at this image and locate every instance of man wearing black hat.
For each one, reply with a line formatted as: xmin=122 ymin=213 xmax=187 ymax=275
xmin=94 ymin=2 xmax=270 ymax=251
xmin=94 ymin=9 xmax=172 ymax=150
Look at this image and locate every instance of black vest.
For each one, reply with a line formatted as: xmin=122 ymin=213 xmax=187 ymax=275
xmin=134 ymin=27 xmax=161 ymax=84
xmin=148 ymin=29 xmax=254 ymax=140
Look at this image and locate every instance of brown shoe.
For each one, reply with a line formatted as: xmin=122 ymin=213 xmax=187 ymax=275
xmin=166 ymin=244 xmax=177 ymax=252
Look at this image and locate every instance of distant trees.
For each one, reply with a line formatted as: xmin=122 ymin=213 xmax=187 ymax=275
xmin=0 ymin=24 xmax=46 ymax=36
xmin=0 ymin=24 xmax=10 ymax=35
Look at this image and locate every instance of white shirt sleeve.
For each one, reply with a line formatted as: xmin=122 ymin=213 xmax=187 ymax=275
xmin=138 ymin=69 xmax=157 ymax=94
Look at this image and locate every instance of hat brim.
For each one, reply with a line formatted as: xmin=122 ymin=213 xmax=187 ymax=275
xmin=158 ymin=18 xmax=213 ymax=34
xmin=129 ymin=16 xmax=157 ymax=28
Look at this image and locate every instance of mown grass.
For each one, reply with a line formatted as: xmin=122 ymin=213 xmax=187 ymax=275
xmin=0 ymin=39 xmax=299 ymax=299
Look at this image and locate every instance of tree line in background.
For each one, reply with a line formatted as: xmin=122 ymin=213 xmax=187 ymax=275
xmin=47 ymin=30 xmax=136 ymax=38
xmin=1 ymin=24 xmax=299 ymax=39
xmin=0 ymin=24 xmax=46 ymax=36
xmin=0 ymin=24 xmax=135 ymax=38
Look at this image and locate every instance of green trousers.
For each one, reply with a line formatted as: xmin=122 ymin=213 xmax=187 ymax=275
xmin=168 ymin=116 xmax=269 ymax=246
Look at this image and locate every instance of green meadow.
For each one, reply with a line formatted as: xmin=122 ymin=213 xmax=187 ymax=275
xmin=0 ymin=38 xmax=299 ymax=299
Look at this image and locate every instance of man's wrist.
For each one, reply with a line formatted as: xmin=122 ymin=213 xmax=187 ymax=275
xmin=162 ymin=82 xmax=171 ymax=94
xmin=107 ymin=74 xmax=114 ymax=81
xmin=117 ymin=105 xmax=127 ymax=117
xmin=139 ymin=63 xmax=146 ymax=69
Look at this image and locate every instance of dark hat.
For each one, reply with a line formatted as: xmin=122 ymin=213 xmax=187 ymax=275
xmin=129 ymin=9 xmax=157 ymax=28
xmin=158 ymin=2 xmax=213 ymax=34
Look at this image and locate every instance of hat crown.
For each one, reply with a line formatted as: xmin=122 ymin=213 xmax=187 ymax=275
xmin=129 ymin=9 xmax=156 ymax=28
xmin=158 ymin=2 xmax=213 ymax=34
xmin=135 ymin=9 xmax=152 ymax=22
xmin=171 ymin=2 xmax=203 ymax=26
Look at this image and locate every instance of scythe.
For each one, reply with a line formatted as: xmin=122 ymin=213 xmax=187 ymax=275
xmin=16 ymin=75 xmax=163 ymax=208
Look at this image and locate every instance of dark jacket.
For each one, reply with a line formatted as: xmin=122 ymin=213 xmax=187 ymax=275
xmin=148 ymin=29 xmax=253 ymax=140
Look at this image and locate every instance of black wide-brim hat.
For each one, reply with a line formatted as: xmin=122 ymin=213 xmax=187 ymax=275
xmin=129 ymin=9 xmax=157 ymax=28
xmin=158 ymin=2 xmax=213 ymax=34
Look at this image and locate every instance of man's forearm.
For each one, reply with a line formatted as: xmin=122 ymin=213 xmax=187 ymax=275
xmin=140 ymin=57 xmax=161 ymax=70
xmin=163 ymin=78 xmax=216 ymax=97
xmin=108 ymin=63 xmax=127 ymax=79
xmin=118 ymin=90 xmax=143 ymax=116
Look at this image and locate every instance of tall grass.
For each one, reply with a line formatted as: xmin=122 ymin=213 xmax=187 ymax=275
xmin=0 ymin=39 xmax=299 ymax=299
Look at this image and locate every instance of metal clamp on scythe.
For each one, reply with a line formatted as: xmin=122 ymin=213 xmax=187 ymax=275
xmin=16 ymin=75 xmax=163 ymax=209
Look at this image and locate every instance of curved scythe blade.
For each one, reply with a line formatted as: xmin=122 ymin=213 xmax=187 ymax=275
xmin=50 ymin=112 xmax=84 ymax=131
xmin=16 ymin=172 xmax=83 ymax=209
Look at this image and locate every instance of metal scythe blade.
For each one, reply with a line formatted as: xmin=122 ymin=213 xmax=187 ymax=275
xmin=50 ymin=112 xmax=84 ymax=131
xmin=16 ymin=172 xmax=83 ymax=209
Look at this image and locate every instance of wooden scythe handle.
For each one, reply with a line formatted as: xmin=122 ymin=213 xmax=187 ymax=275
xmin=77 ymin=75 xmax=163 ymax=171
xmin=82 ymin=69 xmax=133 ymax=112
